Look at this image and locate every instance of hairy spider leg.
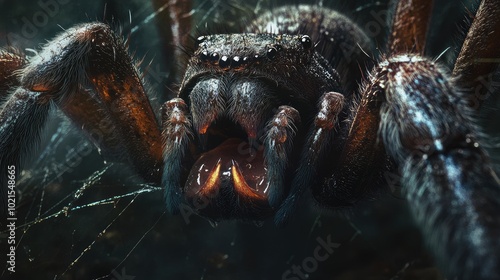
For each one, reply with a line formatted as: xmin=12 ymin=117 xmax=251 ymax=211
xmin=379 ymin=0 xmax=500 ymax=278
xmin=310 ymin=75 xmax=388 ymax=209
xmin=264 ymin=105 xmax=301 ymax=207
xmin=81 ymin=23 xmax=163 ymax=182
xmin=152 ymin=0 xmax=192 ymax=86
xmin=388 ymin=0 xmax=434 ymax=55
xmin=379 ymin=54 xmax=500 ymax=279
xmin=248 ymin=6 xmax=379 ymax=224
xmin=0 ymin=23 xmax=164 ymax=220
xmin=161 ymin=97 xmax=192 ymax=214
xmin=0 ymin=50 xmax=27 ymax=218
xmin=0 ymin=53 xmax=46 ymax=221
xmin=452 ymin=0 xmax=500 ymax=109
xmin=309 ymin=0 xmax=439 ymax=212
xmin=0 ymin=50 xmax=26 ymax=95
xmin=275 ymin=92 xmax=344 ymax=225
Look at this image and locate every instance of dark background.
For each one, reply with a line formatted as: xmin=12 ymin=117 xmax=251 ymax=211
xmin=0 ymin=0 xmax=498 ymax=279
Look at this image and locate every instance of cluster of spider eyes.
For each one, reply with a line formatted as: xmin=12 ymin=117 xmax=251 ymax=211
xmin=195 ymin=35 xmax=312 ymax=69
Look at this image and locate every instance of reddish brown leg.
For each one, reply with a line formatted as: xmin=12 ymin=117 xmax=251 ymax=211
xmin=84 ymin=24 xmax=163 ymax=183
xmin=273 ymin=1 xmax=435 ymax=221
xmin=452 ymin=0 xmax=500 ymax=109
xmin=388 ymin=0 xmax=434 ymax=54
xmin=318 ymin=0 xmax=500 ymax=275
xmin=312 ymin=73 xmax=387 ymax=208
xmin=0 ymin=23 xmax=164 ymax=209
xmin=152 ymin=0 xmax=192 ymax=86
xmin=60 ymin=90 xmax=129 ymax=163
xmin=311 ymin=0 xmax=434 ymax=210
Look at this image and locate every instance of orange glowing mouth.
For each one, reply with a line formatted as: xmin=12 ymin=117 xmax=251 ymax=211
xmin=185 ymin=138 xmax=268 ymax=202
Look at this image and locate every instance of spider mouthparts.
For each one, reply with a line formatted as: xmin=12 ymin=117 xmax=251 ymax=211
xmin=184 ymin=138 xmax=271 ymax=218
xmin=231 ymin=160 xmax=267 ymax=200
xmin=195 ymin=158 xmax=221 ymax=197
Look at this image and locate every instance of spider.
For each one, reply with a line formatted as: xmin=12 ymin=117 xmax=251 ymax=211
xmin=1 ymin=0 xmax=499 ymax=279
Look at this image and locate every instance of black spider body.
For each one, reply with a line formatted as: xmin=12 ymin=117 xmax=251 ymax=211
xmin=161 ymin=6 xmax=375 ymax=221
xmin=167 ymin=31 xmax=345 ymax=219
xmin=1 ymin=0 xmax=500 ymax=279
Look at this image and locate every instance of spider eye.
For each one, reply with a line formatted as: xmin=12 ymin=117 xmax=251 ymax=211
xmin=196 ymin=35 xmax=206 ymax=46
xmin=267 ymin=47 xmax=278 ymax=59
xmin=232 ymin=56 xmax=242 ymax=67
xmin=300 ymin=35 xmax=312 ymax=49
xmin=210 ymin=52 xmax=220 ymax=62
xmin=200 ymin=50 xmax=209 ymax=60
xmin=219 ymin=55 xmax=230 ymax=68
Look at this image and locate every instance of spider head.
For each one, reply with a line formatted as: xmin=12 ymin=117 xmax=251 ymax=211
xmin=166 ymin=33 xmax=341 ymax=221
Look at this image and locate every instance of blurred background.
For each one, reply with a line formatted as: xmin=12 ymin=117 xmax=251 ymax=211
xmin=0 ymin=0 xmax=498 ymax=279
